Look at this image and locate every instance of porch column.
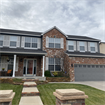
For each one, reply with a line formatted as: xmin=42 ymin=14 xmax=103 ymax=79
xmin=12 ymin=55 xmax=16 ymax=77
xmin=42 ymin=56 xmax=45 ymax=77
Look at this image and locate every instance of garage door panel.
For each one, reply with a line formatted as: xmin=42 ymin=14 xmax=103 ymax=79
xmin=74 ymin=64 xmax=105 ymax=81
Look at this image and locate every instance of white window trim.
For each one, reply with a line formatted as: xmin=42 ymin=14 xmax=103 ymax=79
xmin=90 ymin=42 xmax=96 ymax=53
xmin=49 ymin=58 xmax=61 ymax=71
xmin=24 ymin=37 xmax=38 ymax=49
xmin=10 ymin=36 xmax=17 ymax=48
xmin=79 ymin=42 xmax=85 ymax=52
xmin=49 ymin=38 xmax=61 ymax=48
xmin=68 ymin=41 xmax=74 ymax=52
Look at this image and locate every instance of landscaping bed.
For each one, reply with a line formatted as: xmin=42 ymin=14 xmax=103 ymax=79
xmin=46 ymin=77 xmax=70 ymax=82
xmin=37 ymin=83 xmax=105 ymax=105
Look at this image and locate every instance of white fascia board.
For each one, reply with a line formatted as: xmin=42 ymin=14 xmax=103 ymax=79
xmin=0 ymin=51 xmax=46 ymax=55
xmin=66 ymin=53 xmax=105 ymax=58
xmin=41 ymin=26 xmax=68 ymax=37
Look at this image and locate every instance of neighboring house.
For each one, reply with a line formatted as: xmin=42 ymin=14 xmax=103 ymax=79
xmin=0 ymin=26 xmax=105 ymax=81
xmin=100 ymin=42 xmax=105 ymax=54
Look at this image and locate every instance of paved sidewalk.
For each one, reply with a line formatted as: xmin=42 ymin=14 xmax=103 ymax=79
xmin=19 ymin=81 xmax=43 ymax=105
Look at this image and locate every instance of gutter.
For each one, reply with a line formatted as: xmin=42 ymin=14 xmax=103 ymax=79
xmin=0 ymin=51 xmax=47 ymax=55
xmin=66 ymin=53 xmax=105 ymax=58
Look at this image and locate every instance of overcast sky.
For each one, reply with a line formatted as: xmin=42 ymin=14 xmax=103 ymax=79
xmin=0 ymin=0 xmax=105 ymax=41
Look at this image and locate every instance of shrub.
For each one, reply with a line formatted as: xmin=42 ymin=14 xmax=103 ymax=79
xmin=44 ymin=70 xmax=51 ymax=77
xmin=52 ymin=71 xmax=58 ymax=77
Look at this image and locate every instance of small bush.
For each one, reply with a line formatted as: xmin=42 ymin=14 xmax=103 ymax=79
xmin=45 ymin=70 xmax=51 ymax=77
xmin=52 ymin=71 xmax=58 ymax=77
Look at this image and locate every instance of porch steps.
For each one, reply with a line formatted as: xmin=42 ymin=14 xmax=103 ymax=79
xmin=19 ymin=80 xmax=43 ymax=105
xmin=22 ymin=79 xmax=39 ymax=82
xmin=22 ymin=87 xmax=40 ymax=96
xmin=23 ymin=82 xmax=37 ymax=87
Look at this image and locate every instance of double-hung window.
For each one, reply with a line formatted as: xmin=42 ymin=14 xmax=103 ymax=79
xmin=10 ymin=36 xmax=17 ymax=47
xmin=49 ymin=58 xmax=61 ymax=71
xmin=68 ymin=41 xmax=74 ymax=51
xmin=79 ymin=42 xmax=85 ymax=52
xmin=0 ymin=35 xmax=3 ymax=47
xmin=49 ymin=38 xmax=61 ymax=48
xmin=90 ymin=42 xmax=95 ymax=52
xmin=25 ymin=37 xmax=37 ymax=48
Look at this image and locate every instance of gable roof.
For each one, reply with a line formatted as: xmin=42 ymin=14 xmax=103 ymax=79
xmin=41 ymin=26 xmax=68 ymax=37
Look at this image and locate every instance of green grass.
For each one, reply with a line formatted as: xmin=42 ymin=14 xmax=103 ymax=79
xmin=12 ymin=78 xmax=22 ymax=83
xmin=37 ymin=83 xmax=105 ymax=105
xmin=0 ymin=83 xmax=23 ymax=105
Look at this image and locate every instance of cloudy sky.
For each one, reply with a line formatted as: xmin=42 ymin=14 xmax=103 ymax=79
xmin=0 ymin=0 xmax=105 ymax=41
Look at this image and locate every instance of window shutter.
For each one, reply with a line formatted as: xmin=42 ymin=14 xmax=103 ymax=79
xmin=88 ymin=42 xmax=90 ymax=51
xmin=1 ymin=56 xmax=7 ymax=71
xmin=16 ymin=57 xmax=19 ymax=71
xmin=38 ymin=38 xmax=41 ymax=49
xmin=17 ymin=36 xmax=20 ymax=47
xmin=85 ymin=42 xmax=87 ymax=51
xmin=77 ymin=41 xmax=79 ymax=51
xmin=46 ymin=36 xmax=49 ymax=48
xmin=61 ymin=38 xmax=64 ymax=48
xmin=3 ymin=35 xmax=10 ymax=47
xmin=95 ymin=43 xmax=98 ymax=52
xmin=46 ymin=57 xmax=48 ymax=70
xmin=74 ymin=41 xmax=76 ymax=51
xmin=66 ymin=41 xmax=68 ymax=50
xmin=21 ymin=37 xmax=25 ymax=48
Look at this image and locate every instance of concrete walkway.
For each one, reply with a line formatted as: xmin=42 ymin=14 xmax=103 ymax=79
xmin=49 ymin=81 xmax=105 ymax=91
xmin=19 ymin=81 xmax=43 ymax=105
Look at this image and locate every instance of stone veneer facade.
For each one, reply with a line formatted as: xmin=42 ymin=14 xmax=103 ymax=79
xmin=42 ymin=28 xmax=105 ymax=81
xmin=0 ymin=28 xmax=105 ymax=81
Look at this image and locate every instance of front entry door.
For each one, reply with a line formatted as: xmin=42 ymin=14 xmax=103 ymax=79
xmin=27 ymin=60 xmax=33 ymax=74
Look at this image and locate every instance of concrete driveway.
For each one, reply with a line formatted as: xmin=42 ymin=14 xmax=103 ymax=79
xmin=50 ymin=81 xmax=105 ymax=91
xmin=71 ymin=81 xmax=105 ymax=91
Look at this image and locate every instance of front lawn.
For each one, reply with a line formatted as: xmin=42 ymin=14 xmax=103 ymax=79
xmin=0 ymin=83 xmax=23 ymax=105
xmin=37 ymin=83 xmax=105 ymax=105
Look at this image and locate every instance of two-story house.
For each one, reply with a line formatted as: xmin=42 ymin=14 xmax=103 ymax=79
xmin=0 ymin=26 xmax=105 ymax=81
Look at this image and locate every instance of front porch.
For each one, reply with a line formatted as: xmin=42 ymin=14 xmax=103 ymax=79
xmin=0 ymin=53 xmax=45 ymax=78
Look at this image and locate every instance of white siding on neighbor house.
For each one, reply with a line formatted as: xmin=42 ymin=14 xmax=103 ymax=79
xmin=66 ymin=41 xmax=68 ymax=50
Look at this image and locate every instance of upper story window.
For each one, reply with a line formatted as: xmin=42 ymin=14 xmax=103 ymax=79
xmin=0 ymin=35 xmax=3 ymax=47
xmin=79 ymin=42 xmax=85 ymax=52
xmin=90 ymin=42 xmax=95 ymax=52
xmin=49 ymin=38 xmax=61 ymax=48
xmin=68 ymin=41 xmax=74 ymax=51
xmin=25 ymin=37 xmax=37 ymax=48
xmin=10 ymin=36 xmax=17 ymax=47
